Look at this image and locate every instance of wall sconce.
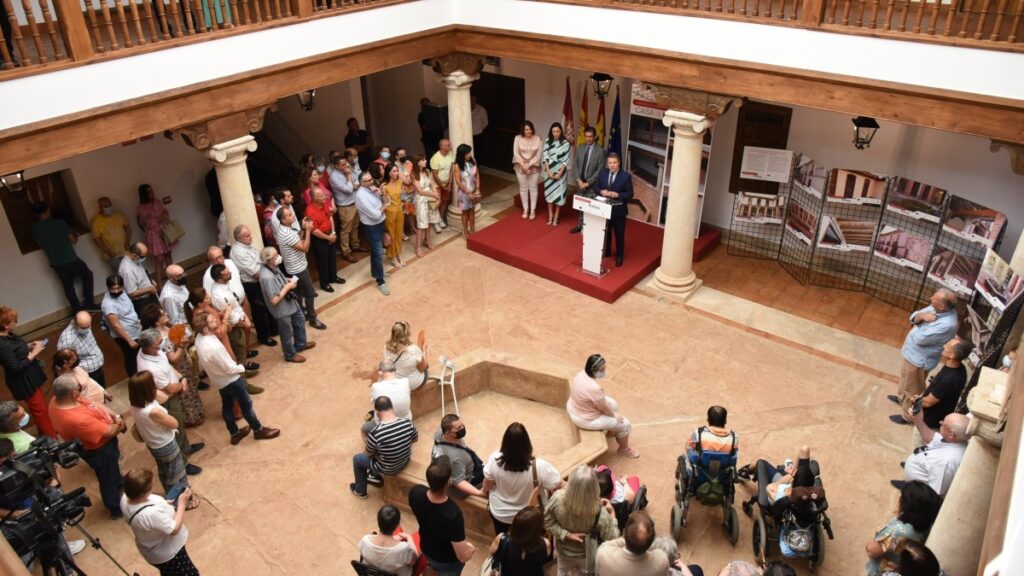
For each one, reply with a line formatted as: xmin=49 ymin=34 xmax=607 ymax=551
xmin=0 ymin=170 xmax=25 ymax=194
xmin=296 ymin=89 xmax=316 ymax=112
xmin=852 ymin=116 xmax=880 ymax=150
xmin=590 ymin=73 xmax=613 ymax=99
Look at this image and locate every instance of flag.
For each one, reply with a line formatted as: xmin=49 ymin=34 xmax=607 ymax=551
xmin=608 ymin=87 xmax=622 ymax=157
xmin=576 ymin=84 xmax=589 ymax=147
xmin=561 ymin=77 xmax=575 ymax=145
xmin=595 ymin=95 xmax=606 ymax=147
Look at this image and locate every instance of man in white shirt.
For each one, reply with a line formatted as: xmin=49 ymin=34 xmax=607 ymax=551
xmin=230 ymin=225 xmax=277 ymax=347
xmin=895 ymin=411 xmax=969 ymax=497
xmin=209 ymin=263 xmax=259 ymax=376
xmin=135 ymin=329 xmax=202 ymax=475
xmin=159 ymin=265 xmax=190 ymax=327
xmin=361 ymin=360 xmax=411 ymax=438
xmin=193 ymin=311 xmax=280 ymax=445
xmin=119 ymin=242 xmax=159 ymax=315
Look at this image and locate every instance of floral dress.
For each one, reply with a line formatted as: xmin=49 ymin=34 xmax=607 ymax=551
xmin=137 ymin=201 xmax=175 ymax=256
xmin=159 ymin=326 xmax=205 ymax=427
xmin=866 ymin=517 xmax=923 ymax=576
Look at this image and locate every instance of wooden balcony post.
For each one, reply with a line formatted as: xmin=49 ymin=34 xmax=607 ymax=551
xmin=52 ymin=0 xmax=95 ymax=61
xmin=800 ymin=0 xmax=827 ymax=26
xmin=290 ymin=0 xmax=313 ymax=18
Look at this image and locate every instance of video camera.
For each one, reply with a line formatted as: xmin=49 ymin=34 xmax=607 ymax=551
xmin=0 ymin=436 xmax=91 ymax=560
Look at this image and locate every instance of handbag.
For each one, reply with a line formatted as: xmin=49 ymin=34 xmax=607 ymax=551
xmin=383 ymin=231 xmax=392 ymax=247
xmin=160 ymin=219 xmax=185 ymax=245
xmin=528 ymin=459 xmax=544 ymax=511
xmin=479 ymin=533 xmax=507 ymax=576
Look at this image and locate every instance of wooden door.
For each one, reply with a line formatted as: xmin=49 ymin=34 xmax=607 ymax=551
xmin=471 ymin=71 xmax=525 ymax=172
xmin=728 ymin=100 xmax=792 ymax=195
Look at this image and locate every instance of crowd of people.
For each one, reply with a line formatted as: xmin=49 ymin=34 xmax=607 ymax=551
xmin=0 ymin=99 xmax=996 ymax=576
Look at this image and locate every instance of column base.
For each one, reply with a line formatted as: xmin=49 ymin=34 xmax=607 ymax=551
xmin=648 ymin=267 xmax=702 ymax=302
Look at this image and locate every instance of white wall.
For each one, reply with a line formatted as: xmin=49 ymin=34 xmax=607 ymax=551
xmin=3 ymin=137 xmax=216 ymax=322
xmin=267 ymin=79 xmax=364 ymax=163
xmin=365 ymin=63 xmax=429 ymax=157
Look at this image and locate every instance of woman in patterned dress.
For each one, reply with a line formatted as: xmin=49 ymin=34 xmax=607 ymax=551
xmin=451 ymin=144 xmax=480 ymax=239
xmin=136 ymin=184 xmax=176 ymax=286
xmin=411 ymin=155 xmax=441 ymax=257
xmin=140 ymin=303 xmax=205 ymax=427
xmin=542 ymin=123 xmax=571 ymax=226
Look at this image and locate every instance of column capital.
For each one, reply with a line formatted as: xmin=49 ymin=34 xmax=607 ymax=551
xmin=990 ymin=140 xmax=1024 ymax=176
xmin=208 ymin=135 xmax=258 ymax=166
xmin=171 ymin=103 xmax=275 ymax=150
xmin=662 ymin=110 xmax=712 ymax=136
xmin=643 ymin=83 xmax=742 ymax=122
xmin=430 ymin=52 xmax=485 ymax=77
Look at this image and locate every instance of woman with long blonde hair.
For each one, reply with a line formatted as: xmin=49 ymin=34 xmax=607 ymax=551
xmin=543 ymin=465 xmax=619 ymax=575
xmin=383 ymin=321 xmax=432 ymax=390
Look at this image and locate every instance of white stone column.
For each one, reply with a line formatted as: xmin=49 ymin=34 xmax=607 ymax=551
xmin=443 ymin=70 xmax=481 ymax=219
xmin=208 ymin=135 xmax=263 ymax=251
xmin=648 ymin=110 xmax=710 ymax=301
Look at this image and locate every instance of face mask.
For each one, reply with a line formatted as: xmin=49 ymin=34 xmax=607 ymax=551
xmin=101 ymin=207 xmax=113 ymax=216
xmin=455 ymin=427 xmax=467 ymax=439
xmin=1003 ymin=355 xmax=1013 ymax=368
xmin=18 ymin=413 xmax=30 ymax=429
xmin=275 ymin=255 xmax=283 ymax=266
xmin=137 ymin=256 xmax=147 ymax=265
xmin=75 ymin=327 xmax=90 ymax=337
xmin=71 ymin=358 xmax=81 ymax=369
xmin=380 ymin=152 xmax=391 ymax=160
xmin=109 ymin=290 xmax=123 ymax=298
xmin=594 ymin=370 xmax=606 ymax=379
xmin=174 ymin=276 xmax=189 ymax=286
xmin=316 ymin=164 xmax=326 ymax=173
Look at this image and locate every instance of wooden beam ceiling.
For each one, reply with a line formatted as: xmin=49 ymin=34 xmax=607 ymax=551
xmin=0 ymin=24 xmax=1022 ymax=175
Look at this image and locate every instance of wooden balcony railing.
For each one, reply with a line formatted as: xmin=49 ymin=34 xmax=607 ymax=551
xmin=0 ymin=0 xmax=405 ymax=73
xmin=549 ymin=0 xmax=1023 ymax=50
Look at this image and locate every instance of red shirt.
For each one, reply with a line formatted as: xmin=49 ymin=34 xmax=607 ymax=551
xmin=305 ymin=201 xmax=334 ymax=235
xmin=49 ymin=397 xmax=114 ymax=451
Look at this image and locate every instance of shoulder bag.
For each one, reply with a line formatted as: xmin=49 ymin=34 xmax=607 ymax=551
xmin=160 ymin=219 xmax=185 ymax=245
xmin=583 ymin=508 xmax=603 ymax=575
xmin=479 ymin=533 xmax=507 ymax=576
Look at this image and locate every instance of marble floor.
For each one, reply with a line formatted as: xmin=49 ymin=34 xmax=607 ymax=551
xmin=58 ymin=193 xmax=916 ymax=575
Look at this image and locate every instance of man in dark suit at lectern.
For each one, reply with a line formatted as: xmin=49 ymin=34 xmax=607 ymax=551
xmin=596 ymin=153 xmax=633 ymax=267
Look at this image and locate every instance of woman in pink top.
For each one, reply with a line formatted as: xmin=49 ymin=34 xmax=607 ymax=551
xmin=136 ymin=184 xmax=175 ymax=286
xmin=566 ymin=354 xmax=639 ymax=458
xmin=512 ymin=121 xmax=542 ymax=220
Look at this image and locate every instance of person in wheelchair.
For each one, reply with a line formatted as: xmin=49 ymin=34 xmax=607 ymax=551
xmin=596 ymin=464 xmax=644 ymax=530
xmin=680 ymin=406 xmax=739 ymax=497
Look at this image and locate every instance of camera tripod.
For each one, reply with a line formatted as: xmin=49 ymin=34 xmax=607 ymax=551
xmin=34 ymin=523 xmax=139 ymax=576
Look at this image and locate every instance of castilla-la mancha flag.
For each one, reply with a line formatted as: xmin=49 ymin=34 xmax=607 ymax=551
xmin=595 ymin=95 xmax=606 ymax=147
xmin=576 ymin=84 xmax=589 ymax=147
xmin=561 ymin=77 xmax=575 ymax=145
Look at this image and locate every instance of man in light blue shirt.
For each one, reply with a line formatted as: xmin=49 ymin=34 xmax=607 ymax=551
xmin=891 ymin=289 xmax=959 ymax=418
xmin=328 ymin=154 xmax=363 ymax=262
xmin=355 ymin=173 xmax=390 ymax=296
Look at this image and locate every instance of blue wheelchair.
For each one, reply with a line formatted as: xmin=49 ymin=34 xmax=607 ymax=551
xmin=669 ymin=429 xmax=740 ymax=545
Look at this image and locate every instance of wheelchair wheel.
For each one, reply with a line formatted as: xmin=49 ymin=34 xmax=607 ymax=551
xmin=670 ymin=503 xmax=683 ymax=540
xmin=726 ymin=505 xmax=740 ymax=545
xmin=809 ymin=524 xmax=826 ymax=572
xmin=752 ymin=514 xmax=767 ymax=565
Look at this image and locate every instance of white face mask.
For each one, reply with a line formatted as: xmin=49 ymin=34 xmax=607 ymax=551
xmin=275 ymin=255 xmax=283 ymax=266
xmin=1003 ymin=355 xmax=1013 ymax=368
xmin=19 ymin=413 xmax=30 ymax=429
xmin=594 ymin=370 xmax=606 ymax=379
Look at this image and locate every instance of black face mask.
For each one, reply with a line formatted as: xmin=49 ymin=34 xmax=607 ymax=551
xmin=455 ymin=427 xmax=467 ymax=440
xmin=70 ymin=358 xmax=81 ymax=369
xmin=174 ymin=276 xmax=189 ymax=286
xmin=109 ymin=290 xmax=123 ymax=298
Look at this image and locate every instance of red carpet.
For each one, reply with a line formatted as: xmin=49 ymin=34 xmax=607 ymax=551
xmin=468 ymin=213 xmax=665 ymax=303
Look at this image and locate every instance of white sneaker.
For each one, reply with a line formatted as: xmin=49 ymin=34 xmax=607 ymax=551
xmin=68 ymin=540 xmax=87 ymax=555
xmin=378 ymin=283 xmax=391 ymax=296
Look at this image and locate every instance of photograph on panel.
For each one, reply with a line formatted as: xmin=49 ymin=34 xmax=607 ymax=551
xmin=927 ymin=248 xmax=982 ymax=297
xmin=733 ymin=191 xmax=786 ymax=224
xmin=816 ymin=216 xmax=875 ymax=252
xmin=793 ymin=154 xmax=827 ymax=199
xmin=942 ymin=195 xmax=1007 ymax=248
xmin=885 ymin=177 xmax=947 ymax=223
xmin=784 ymin=201 xmax=817 ymax=245
xmin=873 ymin=225 xmax=932 ymax=271
xmin=825 ymin=168 xmax=886 ymax=205
xmin=976 ymin=248 xmax=1024 ymax=312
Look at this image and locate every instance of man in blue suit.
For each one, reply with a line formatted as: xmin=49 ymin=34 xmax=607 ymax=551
xmin=595 ymin=152 xmax=633 ymax=267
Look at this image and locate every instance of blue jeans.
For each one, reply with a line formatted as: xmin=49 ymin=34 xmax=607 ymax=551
xmin=427 ymin=558 xmax=465 ymax=576
xmin=363 ymin=222 xmax=385 ymax=284
xmin=218 ymin=377 xmax=263 ymax=436
xmin=276 ymin=307 xmax=307 ymax=360
xmin=352 ymin=452 xmax=373 ymax=495
xmin=81 ymin=438 xmax=124 ymax=515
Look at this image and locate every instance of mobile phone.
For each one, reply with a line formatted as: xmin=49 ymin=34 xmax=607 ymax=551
xmin=39 ymin=338 xmax=49 ymax=347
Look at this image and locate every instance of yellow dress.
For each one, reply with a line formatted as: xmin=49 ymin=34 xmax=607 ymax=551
xmin=383 ymin=180 xmax=405 ymax=259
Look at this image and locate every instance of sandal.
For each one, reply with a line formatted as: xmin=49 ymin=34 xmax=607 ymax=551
xmin=186 ymin=496 xmax=201 ymax=511
xmin=617 ymin=446 xmax=640 ymax=459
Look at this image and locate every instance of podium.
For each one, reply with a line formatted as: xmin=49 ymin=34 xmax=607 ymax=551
xmin=573 ymin=194 xmax=620 ymax=277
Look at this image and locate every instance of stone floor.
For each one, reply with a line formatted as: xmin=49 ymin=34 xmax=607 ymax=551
xmin=58 ymin=192 xmax=915 ymax=575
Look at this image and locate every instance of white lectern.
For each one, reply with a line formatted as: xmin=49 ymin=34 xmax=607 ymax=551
xmin=573 ymin=194 xmax=619 ymax=277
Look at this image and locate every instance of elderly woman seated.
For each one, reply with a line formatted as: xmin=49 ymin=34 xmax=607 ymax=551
xmin=566 ymin=354 xmax=639 ymax=458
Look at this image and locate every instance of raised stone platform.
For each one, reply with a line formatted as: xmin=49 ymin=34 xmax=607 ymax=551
xmin=382 ymin=349 xmax=609 ymax=539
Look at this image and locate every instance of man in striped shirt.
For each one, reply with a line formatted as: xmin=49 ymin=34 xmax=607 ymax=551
xmin=273 ymin=206 xmax=327 ymax=331
xmin=351 ymin=395 xmax=418 ymax=498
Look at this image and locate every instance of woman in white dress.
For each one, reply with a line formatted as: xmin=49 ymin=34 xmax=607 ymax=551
xmin=383 ymin=321 xmax=432 ymax=390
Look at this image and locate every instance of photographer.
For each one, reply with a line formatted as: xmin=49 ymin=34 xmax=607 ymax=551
xmin=0 ymin=401 xmax=35 ymax=454
xmin=258 ymin=247 xmax=316 ymax=364
xmin=121 ymin=467 xmax=199 ymax=575
xmin=48 ymin=374 xmax=127 ymax=518
xmin=0 ymin=438 xmax=87 ymax=562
